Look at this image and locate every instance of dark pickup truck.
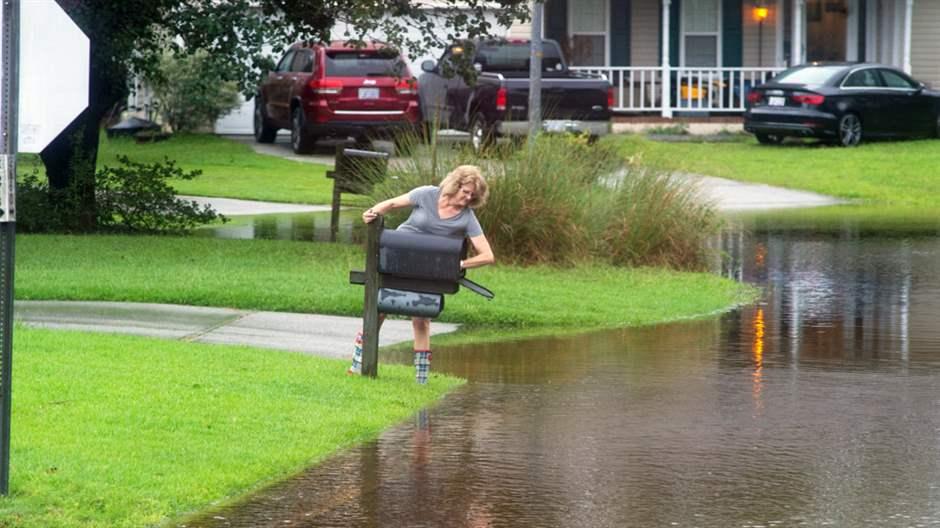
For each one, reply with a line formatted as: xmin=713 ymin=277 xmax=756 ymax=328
xmin=418 ymin=39 xmax=612 ymax=150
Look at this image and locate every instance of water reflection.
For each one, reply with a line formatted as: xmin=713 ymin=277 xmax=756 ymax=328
xmin=185 ymin=210 xmax=940 ymax=528
xmin=196 ymin=210 xmax=364 ymax=243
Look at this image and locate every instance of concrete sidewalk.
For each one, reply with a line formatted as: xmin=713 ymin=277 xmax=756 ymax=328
xmin=15 ymin=301 xmax=458 ymax=358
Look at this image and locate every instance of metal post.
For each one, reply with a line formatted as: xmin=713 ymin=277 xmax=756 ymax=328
xmin=0 ymin=0 xmax=19 ymax=497
xmin=361 ymin=216 xmax=383 ymax=378
xmin=528 ymin=0 xmax=544 ymax=145
xmin=329 ymin=179 xmax=341 ymax=243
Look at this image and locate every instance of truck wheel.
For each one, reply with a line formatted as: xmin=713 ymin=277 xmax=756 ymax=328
xmin=291 ymin=107 xmax=316 ymax=154
xmin=469 ymin=113 xmax=494 ymax=154
xmin=253 ymin=99 xmax=277 ymax=144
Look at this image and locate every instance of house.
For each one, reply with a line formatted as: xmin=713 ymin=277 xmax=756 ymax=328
xmin=534 ymin=0 xmax=940 ymax=117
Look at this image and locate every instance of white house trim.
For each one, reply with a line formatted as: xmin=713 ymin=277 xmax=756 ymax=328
xmin=661 ymin=0 xmax=672 ymax=118
xmin=775 ymin=0 xmax=785 ymax=67
xmin=902 ymin=0 xmax=914 ymax=73
xmin=790 ymin=0 xmax=804 ymax=66
xmin=846 ymin=0 xmax=859 ymax=61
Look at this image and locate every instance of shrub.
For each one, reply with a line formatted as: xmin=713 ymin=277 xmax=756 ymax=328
xmin=367 ymin=131 xmax=718 ymax=270
xmin=149 ymin=51 xmax=242 ymax=133
xmin=18 ymin=156 xmax=225 ymax=234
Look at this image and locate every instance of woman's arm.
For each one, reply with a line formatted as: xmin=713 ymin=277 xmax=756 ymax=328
xmin=460 ymin=234 xmax=495 ymax=270
xmin=362 ymin=192 xmax=413 ymax=223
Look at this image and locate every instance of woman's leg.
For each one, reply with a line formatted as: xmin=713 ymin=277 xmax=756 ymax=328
xmin=348 ymin=314 xmax=386 ymax=374
xmin=413 ymin=317 xmax=432 ymax=384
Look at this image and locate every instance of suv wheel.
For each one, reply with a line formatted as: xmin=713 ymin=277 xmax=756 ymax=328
xmin=837 ymin=113 xmax=862 ymax=147
xmin=253 ymin=99 xmax=277 ymax=144
xmin=291 ymin=107 xmax=316 ymax=154
xmin=469 ymin=113 xmax=494 ymax=154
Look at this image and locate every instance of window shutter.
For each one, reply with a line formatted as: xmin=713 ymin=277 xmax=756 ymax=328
xmin=722 ymin=0 xmax=742 ymax=67
xmin=610 ymin=0 xmax=631 ymax=66
xmin=546 ymin=0 xmax=569 ymax=44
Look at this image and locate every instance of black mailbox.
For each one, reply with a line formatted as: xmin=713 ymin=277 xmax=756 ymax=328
xmin=327 ymin=147 xmax=389 ymax=242
xmin=379 ymin=230 xmax=465 ymax=282
xmin=331 ymin=148 xmax=388 ymax=195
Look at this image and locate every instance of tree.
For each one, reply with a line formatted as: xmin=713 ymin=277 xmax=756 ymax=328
xmin=43 ymin=0 xmax=530 ymax=231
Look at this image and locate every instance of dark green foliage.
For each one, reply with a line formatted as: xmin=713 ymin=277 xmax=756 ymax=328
xmin=18 ymin=157 xmax=224 ymax=234
xmin=149 ymin=52 xmax=242 ymax=132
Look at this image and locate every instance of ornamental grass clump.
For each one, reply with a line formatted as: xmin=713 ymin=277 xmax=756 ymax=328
xmin=369 ymin=131 xmax=718 ymax=270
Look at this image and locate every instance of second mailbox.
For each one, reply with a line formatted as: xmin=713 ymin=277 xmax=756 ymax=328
xmin=378 ymin=230 xmax=465 ymax=287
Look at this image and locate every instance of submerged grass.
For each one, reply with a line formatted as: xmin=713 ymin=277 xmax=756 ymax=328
xmin=15 ymin=235 xmax=757 ymax=329
xmin=0 ymin=326 xmax=461 ymax=528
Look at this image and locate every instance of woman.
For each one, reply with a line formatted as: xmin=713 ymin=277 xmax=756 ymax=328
xmin=348 ymin=165 xmax=495 ymax=383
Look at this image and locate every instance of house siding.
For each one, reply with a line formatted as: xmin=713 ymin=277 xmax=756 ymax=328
xmin=631 ymin=0 xmax=660 ymax=66
xmin=741 ymin=2 xmax=778 ymax=67
xmin=911 ymin=1 xmax=940 ymax=89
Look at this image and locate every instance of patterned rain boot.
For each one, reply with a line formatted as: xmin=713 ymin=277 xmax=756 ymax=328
xmin=347 ymin=331 xmax=363 ymax=375
xmin=414 ymin=350 xmax=432 ymax=384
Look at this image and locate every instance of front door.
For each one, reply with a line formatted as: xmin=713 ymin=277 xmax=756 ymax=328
xmin=805 ymin=0 xmax=848 ymax=61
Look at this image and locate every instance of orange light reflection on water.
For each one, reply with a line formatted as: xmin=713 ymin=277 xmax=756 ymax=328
xmin=752 ymin=308 xmax=765 ymax=413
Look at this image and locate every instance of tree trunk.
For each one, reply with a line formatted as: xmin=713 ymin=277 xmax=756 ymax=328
xmin=38 ymin=32 xmax=126 ymax=232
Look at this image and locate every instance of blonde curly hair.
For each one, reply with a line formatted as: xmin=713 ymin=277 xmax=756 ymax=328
xmin=439 ymin=165 xmax=489 ymax=208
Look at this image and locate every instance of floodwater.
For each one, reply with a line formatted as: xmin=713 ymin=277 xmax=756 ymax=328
xmin=186 ymin=210 xmax=940 ymax=528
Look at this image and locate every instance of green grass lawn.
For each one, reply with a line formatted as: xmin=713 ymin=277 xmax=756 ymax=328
xmin=99 ymin=134 xmax=335 ymax=204
xmin=15 ymin=235 xmax=758 ymax=330
xmin=0 ymin=326 xmax=461 ymax=528
xmin=19 ymin=134 xmax=335 ymax=205
xmin=615 ymin=135 xmax=940 ymax=208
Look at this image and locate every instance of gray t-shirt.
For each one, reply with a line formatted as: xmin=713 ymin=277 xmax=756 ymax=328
xmin=397 ymin=185 xmax=483 ymax=238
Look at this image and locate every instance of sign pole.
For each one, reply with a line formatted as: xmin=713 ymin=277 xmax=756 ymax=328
xmin=0 ymin=0 xmax=20 ymax=497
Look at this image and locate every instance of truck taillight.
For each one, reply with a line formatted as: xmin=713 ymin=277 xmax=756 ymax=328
xmin=309 ymin=78 xmax=343 ymax=95
xmin=791 ymin=92 xmax=825 ymax=106
xmin=607 ymin=86 xmax=615 ymax=108
xmin=396 ymin=78 xmax=418 ymax=95
xmin=496 ymin=87 xmax=507 ymax=111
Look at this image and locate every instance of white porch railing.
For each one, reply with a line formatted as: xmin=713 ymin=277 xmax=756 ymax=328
xmin=572 ymin=66 xmax=785 ymax=114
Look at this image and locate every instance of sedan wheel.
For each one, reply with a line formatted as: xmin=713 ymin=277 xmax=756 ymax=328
xmin=253 ymin=101 xmax=277 ymax=144
xmin=756 ymin=133 xmax=784 ymax=145
xmin=935 ymin=113 xmax=940 ymax=139
xmin=291 ymin=107 xmax=315 ymax=154
xmin=838 ymin=113 xmax=862 ymax=147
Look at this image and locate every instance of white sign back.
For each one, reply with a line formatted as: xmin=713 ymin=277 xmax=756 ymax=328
xmin=18 ymin=0 xmax=90 ymax=153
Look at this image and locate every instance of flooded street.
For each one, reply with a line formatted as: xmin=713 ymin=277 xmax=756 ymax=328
xmin=187 ymin=210 xmax=940 ymax=527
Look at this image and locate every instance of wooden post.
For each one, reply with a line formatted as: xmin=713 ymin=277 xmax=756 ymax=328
xmin=329 ymin=175 xmax=341 ymax=243
xmin=361 ymin=216 xmax=383 ymax=378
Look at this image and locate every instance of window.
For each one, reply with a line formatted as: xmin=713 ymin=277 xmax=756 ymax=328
xmin=568 ymin=0 xmax=606 ymax=66
xmin=773 ymin=65 xmax=845 ymax=85
xmin=290 ymin=50 xmax=313 ymax=73
xmin=843 ymin=69 xmax=881 ymax=88
xmin=878 ymin=69 xmax=917 ymax=89
xmin=325 ymin=50 xmax=407 ymax=77
xmin=275 ymin=51 xmax=295 ymax=73
xmin=682 ymin=0 xmax=720 ymax=67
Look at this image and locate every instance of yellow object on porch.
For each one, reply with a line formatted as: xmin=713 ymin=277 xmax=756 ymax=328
xmin=680 ymin=84 xmax=706 ymax=100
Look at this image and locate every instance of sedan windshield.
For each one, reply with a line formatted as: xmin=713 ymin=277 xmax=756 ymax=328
xmin=770 ymin=66 xmax=846 ymax=86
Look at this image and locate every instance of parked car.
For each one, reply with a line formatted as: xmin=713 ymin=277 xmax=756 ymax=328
xmin=253 ymin=41 xmax=421 ymax=154
xmin=418 ymin=39 xmax=612 ymax=152
xmin=744 ymin=62 xmax=940 ymax=147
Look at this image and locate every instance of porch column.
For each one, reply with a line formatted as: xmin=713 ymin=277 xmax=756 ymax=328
xmin=775 ymin=0 xmax=785 ymax=66
xmin=902 ymin=0 xmax=914 ymax=74
xmin=791 ymin=0 xmax=804 ymax=66
xmin=661 ymin=0 xmax=672 ymax=118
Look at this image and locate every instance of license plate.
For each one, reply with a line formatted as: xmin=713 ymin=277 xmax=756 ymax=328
xmin=768 ymin=96 xmax=786 ymax=106
xmin=543 ymin=120 xmax=576 ymax=133
xmin=358 ymin=87 xmax=379 ymax=99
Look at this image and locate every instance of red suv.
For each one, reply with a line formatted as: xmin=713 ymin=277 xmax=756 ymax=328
xmin=253 ymin=41 xmax=421 ymax=153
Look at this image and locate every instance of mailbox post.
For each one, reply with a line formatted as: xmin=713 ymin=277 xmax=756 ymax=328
xmin=360 ymin=216 xmax=383 ymax=377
